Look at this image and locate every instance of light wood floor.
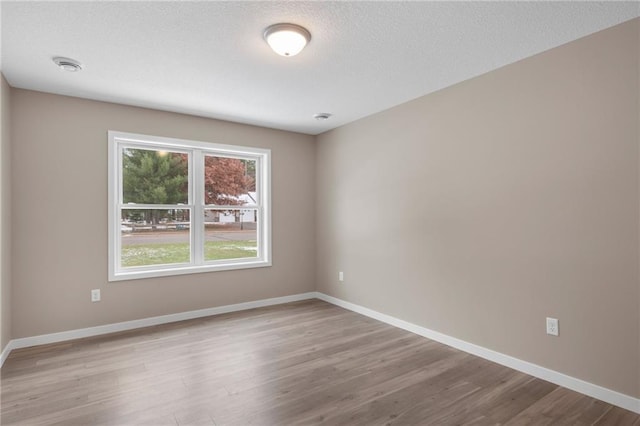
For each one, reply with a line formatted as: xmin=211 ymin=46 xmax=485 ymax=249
xmin=1 ymin=300 xmax=639 ymax=425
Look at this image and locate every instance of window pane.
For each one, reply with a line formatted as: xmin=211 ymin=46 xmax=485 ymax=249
xmin=121 ymin=209 xmax=190 ymax=268
xmin=204 ymin=156 xmax=256 ymax=205
xmin=204 ymin=209 xmax=257 ymax=261
xmin=123 ymin=148 xmax=188 ymax=204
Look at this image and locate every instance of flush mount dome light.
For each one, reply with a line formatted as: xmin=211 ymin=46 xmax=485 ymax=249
xmin=53 ymin=57 xmax=83 ymax=72
xmin=263 ymin=23 xmax=311 ymax=57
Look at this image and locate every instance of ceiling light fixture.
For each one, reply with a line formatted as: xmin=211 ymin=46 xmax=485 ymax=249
xmin=314 ymin=113 xmax=332 ymax=121
xmin=53 ymin=57 xmax=83 ymax=72
xmin=263 ymin=23 xmax=311 ymax=57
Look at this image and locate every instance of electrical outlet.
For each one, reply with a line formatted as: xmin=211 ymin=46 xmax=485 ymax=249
xmin=546 ymin=317 xmax=558 ymax=336
xmin=91 ymin=289 xmax=101 ymax=303
xmin=339 ymin=271 xmax=344 ymax=282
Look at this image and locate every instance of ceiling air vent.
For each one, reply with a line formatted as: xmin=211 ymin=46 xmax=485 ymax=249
xmin=53 ymin=57 xmax=83 ymax=72
xmin=314 ymin=113 xmax=332 ymax=121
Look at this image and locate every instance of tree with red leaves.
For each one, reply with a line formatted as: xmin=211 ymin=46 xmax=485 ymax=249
xmin=204 ymin=156 xmax=255 ymax=205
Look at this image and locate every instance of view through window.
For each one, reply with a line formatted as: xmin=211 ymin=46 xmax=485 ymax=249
xmin=109 ymin=132 xmax=271 ymax=281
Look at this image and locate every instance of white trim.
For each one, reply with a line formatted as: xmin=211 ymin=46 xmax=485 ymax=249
xmin=109 ymin=259 xmax=272 ymax=282
xmin=0 ymin=340 xmax=15 ymax=367
xmin=314 ymin=292 xmax=640 ymax=414
xmin=108 ymin=130 xmax=272 ymax=282
xmin=1 ymin=292 xmax=316 ymax=365
xmin=193 ymin=150 xmax=204 ymax=265
xmin=108 ymin=131 xmax=272 ymax=158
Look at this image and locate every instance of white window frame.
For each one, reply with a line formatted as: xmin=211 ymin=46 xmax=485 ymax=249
xmin=108 ymin=131 xmax=271 ymax=281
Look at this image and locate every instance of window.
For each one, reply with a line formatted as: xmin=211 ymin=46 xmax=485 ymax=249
xmin=108 ymin=131 xmax=271 ymax=281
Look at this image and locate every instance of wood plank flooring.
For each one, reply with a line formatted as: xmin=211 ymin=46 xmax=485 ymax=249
xmin=1 ymin=299 xmax=639 ymax=425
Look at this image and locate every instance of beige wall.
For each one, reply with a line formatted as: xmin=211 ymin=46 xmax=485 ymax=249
xmin=316 ymin=19 xmax=640 ymax=398
xmin=10 ymin=90 xmax=316 ymax=338
xmin=1 ymin=74 xmax=12 ymax=351
xmin=637 ymin=18 xmax=640 ymax=401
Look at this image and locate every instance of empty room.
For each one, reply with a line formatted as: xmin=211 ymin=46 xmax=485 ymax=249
xmin=1 ymin=1 xmax=640 ymax=425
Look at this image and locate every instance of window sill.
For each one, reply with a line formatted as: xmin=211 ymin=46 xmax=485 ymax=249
xmin=109 ymin=259 xmax=272 ymax=282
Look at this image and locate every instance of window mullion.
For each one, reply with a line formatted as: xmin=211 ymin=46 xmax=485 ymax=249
xmin=193 ymin=149 xmax=204 ymax=265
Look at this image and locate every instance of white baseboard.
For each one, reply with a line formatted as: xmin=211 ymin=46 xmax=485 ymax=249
xmin=2 ymin=290 xmax=638 ymax=414
xmin=315 ymin=292 xmax=640 ymax=414
xmin=1 ymin=292 xmax=317 ymax=366
xmin=0 ymin=339 xmax=15 ymax=366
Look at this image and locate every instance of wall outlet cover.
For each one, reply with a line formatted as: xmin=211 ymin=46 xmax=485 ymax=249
xmin=546 ymin=317 xmax=559 ymax=336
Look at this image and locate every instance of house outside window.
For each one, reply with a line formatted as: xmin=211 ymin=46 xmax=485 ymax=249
xmin=108 ymin=131 xmax=271 ymax=281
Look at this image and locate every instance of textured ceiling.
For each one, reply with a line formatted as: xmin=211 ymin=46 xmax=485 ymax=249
xmin=1 ymin=1 xmax=639 ymax=135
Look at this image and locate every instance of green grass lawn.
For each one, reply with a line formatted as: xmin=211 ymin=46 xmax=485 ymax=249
xmin=122 ymin=241 xmax=257 ymax=267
